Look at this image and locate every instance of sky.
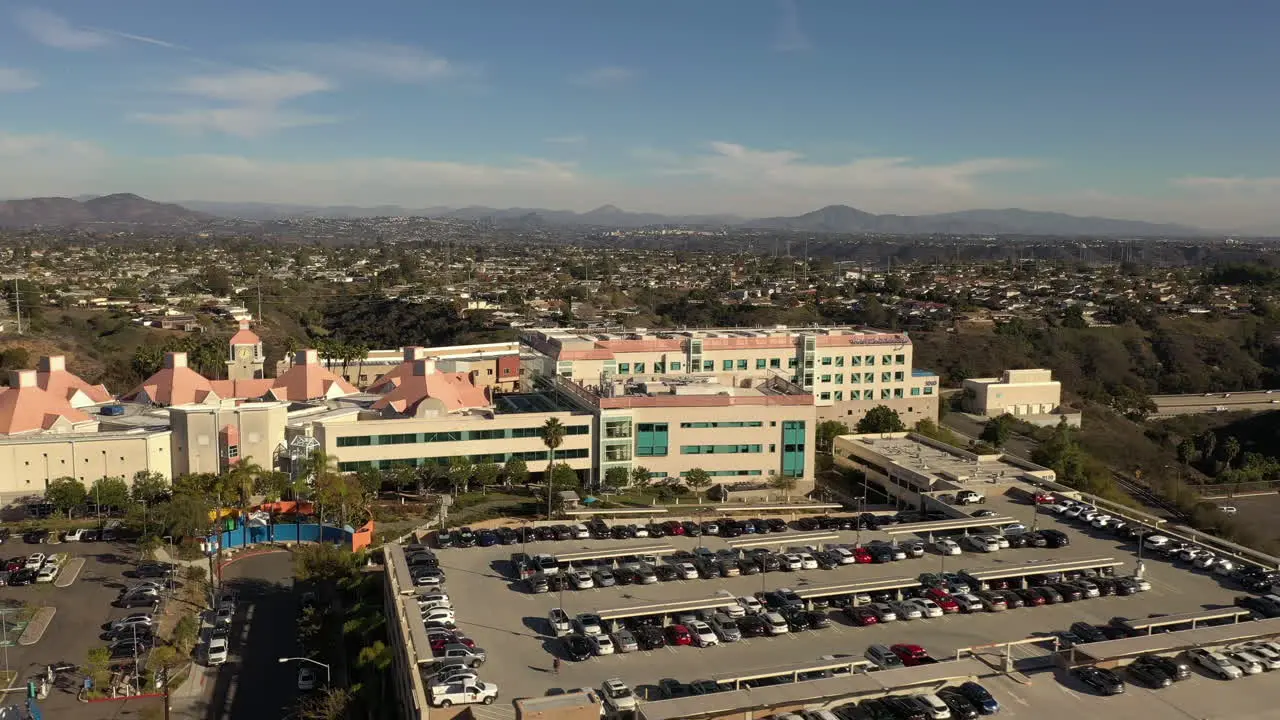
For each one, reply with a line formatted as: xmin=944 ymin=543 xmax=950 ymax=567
xmin=1 ymin=0 xmax=1279 ymax=229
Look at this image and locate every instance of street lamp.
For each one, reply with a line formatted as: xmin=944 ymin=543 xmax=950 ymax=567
xmin=278 ymin=657 xmax=330 ymax=685
xmin=163 ymin=536 xmax=175 ymax=595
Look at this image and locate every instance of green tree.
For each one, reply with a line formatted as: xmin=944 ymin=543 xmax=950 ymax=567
xmin=1062 ymin=304 xmax=1088 ymax=329
xmin=354 ymin=467 xmax=384 ymax=500
xmin=1031 ymin=419 xmax=1088 ymax=485
xmin=630 ymin=466 xmax=652 ymax=488
xmin=979 ymin=414 xmax=1015 ymax=448
xmin=295 ymin=688 xmax=352 ymax=720
xmin=502 ymin=457 xmax=528 ymax=488
xmin=1197 ymin=431 xmax=1218 ymax=461
xmin=604 ymin=466 xmax=630 ymax=489
xmin=540 ymin=417 xmax=566 ymax=518
xmin=173 ymin=614 xmax=200 ymax=655
xmin=815 ymin=420 xmax=850 ymax=453
xmin=294 ymin=542 xmax=359 ymax=585
xmin=549 ymin=463 xmax=579 ymax=490
xmin=46 ymin=477 xmax=87 ymax=518
xmin=159 ymin=492 xmax=212 ymax=539
xmin=445 ymin=456 xmax=473 ymax=496
xmin=1177 ymin=439 xmax=1199 ymax=466
xmin=684 ymin=468 xmax=712 ymax=498
xmin=130 ymin=471 xmax=170 ymax=506
xmin=472 ymin=462 xmax=501 ymax=495
xmin=855 ymin=405 xmax=907 ymax=434
xmin=1222 ymin=436 xmax=1242 ymax=469
xmin=769 ymin=473 xmax=798 ymax=500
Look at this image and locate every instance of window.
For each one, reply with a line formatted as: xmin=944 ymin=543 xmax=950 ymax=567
xmin=851 ymin=356 xmax=862 ymax=367
xmin=636 ymin=423 xmax=669 ymax=457
xmin=820 ymin=375 xmax=831 ymax=383
xmin=834 ymin=391 xmax=843 ymax=401
xmin=804 ymin=359 xmax=814 ymax=368
xmin=895 ymin=354 xmax=905 ymax=364
xmin=679 ymin=421 xmax=763 ymax=428
xmin=605 ymin=445 xmax=632 ymax=461
xmin=881 ymin=389 xmax=891 ymax=400
xmin=670 ymin=361 xmax=682 ymax=371
xmin=554 ymin=448 xmax=589 ymax=460
xmin=788 ymin=358 xmax=798 ymax=368
xmin=703 ymin=360 xmax=714 ymax=371
xmin=911 ymin=387 xmax=921 ymax=396
xmin=723 ymin=360 xmax=734 ymax=371
xmin=835 ymin=356 xmax=844 ymax=367
xmin=737 ymin=359 xmax=748 ymax=370
xmin=882 ymin=355 xmax=893 ymax=365
xmin=782 ymin=420 xmax=806 ymax=477
xmin=849 ymin=390 xmax=860 ymax=400
xmin=821 ymin=356 xmax=832 ymax=366
xmin=894 ymin=388 xmax=903 ymax=398
xmin=423 ymin=431 xmax=463 ymax=442
xmin=924 ymin=386 xmax=934 ymax=395
xmin=466 ymin=429 xmax=505 ymax=441
xmin=604 ymin=419 xmax=632 ymax=438
xmin=770 ymin=358 xmax=781 ymax=368
xmin=654 ymin=361 xmax=665 ymax=373
xmin=566 ymin=425 xmax=590 ymax=435
xmin=618 ymin=363 xmax=630 ymax=373
xmin=881 ymin=372 xmax=892 ymax=383
xmin=756 ymin=358 xmax=767 ymax=370
xmin=895 ymin=371 xmax=904 ymax=381
xmin=865 ymin=355 xmax=875 ymax=366
xmin=819 ymin=392 xmax=831 ymax=401
xmin=634 ymin=362 xmax=645 ymax=374
xmin=835 ymin=374 xmax=843 ymax=384
xmin=680 ymin=444 xmax=763 ymax=454
xmin=850 ymin=374 xmax=860 ymax=384
xmin=336 ymin=436 xmax=371 ymax=447
xmin=510 ymin=427 xmax=540 ymax=439
xmin=679 ymin=469 xmax=762 ymax=477
xmin=860 ymin=372 xmax=871 ymax=383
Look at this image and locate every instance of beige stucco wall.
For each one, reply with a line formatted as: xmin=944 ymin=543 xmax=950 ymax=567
xmin=0 ymin=430 xmax=172 ymax=495
xmin=963 ymin=370 xmax=1061 ymax=417
xmin=169 ymin=402 xmax=288 ymax=476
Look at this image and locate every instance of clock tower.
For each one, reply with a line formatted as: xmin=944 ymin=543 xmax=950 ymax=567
xmin=226 ymin=319 xmax=265 ymax=380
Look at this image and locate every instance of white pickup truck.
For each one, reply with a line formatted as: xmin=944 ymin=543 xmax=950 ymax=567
xmin=430 ymin=680 xmax=499 ymax=708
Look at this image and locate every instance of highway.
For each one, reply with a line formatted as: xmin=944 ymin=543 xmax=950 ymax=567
xmin=1150 ymin=389 xmax=1280 ymax=417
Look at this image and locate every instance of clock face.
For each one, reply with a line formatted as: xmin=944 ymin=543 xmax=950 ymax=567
xmin=238 ymin=346 xmax=252 ymax=360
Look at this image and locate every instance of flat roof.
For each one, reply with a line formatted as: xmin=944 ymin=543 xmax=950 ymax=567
xmin=726 ymin=532 xmax=839 ymax=549
xmin=710 ymin=657 xmax=873 ymax=686
xmin=837 ymin=433 xmax=1054 ymax=487
xmin=1074 ymin=616 xmax=1280 ymax=663
xmin=965 ymin=557 xmax=1122 ymax=581
xmin=554 ymin=544 xmax=674 ymax=564
xmin=596 ymin=595 xmax=743 ymax=622
xmin=1120 ymin=607 xmax=1253 ymax=632
xmin=564 ymin=508 xmax=669 ymax=516
xmin=715 ymin=503 xmax=842 ymax=513
xmin=638 ymin=658 xmax=990 ymax=720
xmin=884 ymin=517 xmax=1021 ymax=535
xmin=793 ymin=577 xmax=921 ymax=599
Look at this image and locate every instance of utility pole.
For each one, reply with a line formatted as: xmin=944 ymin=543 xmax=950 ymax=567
xmin=12 ymin=279 xmax=20 ymax=335
xmin=256 ymin=275 xmax=263 ymax=323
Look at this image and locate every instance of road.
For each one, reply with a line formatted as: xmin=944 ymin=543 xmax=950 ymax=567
xmin=1150 ymin=389 xmax=1279 ymax=417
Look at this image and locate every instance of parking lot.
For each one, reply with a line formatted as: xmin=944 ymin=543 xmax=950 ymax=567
xmin=430 ymin=493 xmax=1247 ymax=704
xmin=0 ymin=536 xmax=166 ymax=718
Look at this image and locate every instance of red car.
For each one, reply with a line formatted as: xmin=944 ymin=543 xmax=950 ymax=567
xmin=844 ymin=607 xmax=879 ymax=626
xmin=665 ymin=624 xmax=693 ymax=646
xmin=890 ymin=643 xmax=933 ymax=667
xmin=852 ymin=547 xmax=873 ymax=564
xmin=663 ymin=521 xmax=686 ymax=536
xmin=4 ymin=558 xmax=22 ymax=573
xmin=1033 ymin=491 xmax=1056 ymax=504
xmin=925 ymin=588 xmax=960 ymax=613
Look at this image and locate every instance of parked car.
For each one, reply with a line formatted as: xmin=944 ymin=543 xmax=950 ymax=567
xmin=430 ymin=680 xmax=498 ymax=708
xmin=1073 ymin=666 xmax=1125 ymax=695
xmin=1187 ymin=648 xmax=1244 ymax=679
xmin=865 ymin=643 xmax=905 ymax=669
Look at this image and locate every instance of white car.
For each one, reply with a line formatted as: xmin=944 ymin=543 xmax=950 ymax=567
xmin=1225 ymin=650 xmax=1265 ymax=675
xmin=1179 ymin=547 xmax=1210 ymax=563
xmin=1089 ymin=514 xmax=1114 ymax=529
xmin=569 ymin=569 xmax=594 ymax=589
xmin=1063 ymin=505 xmax=1087 ymax=519
xmin=111 ymin=613 xmax=154 ymax=631
xmin=992 ymin=535 xmax=1010 ymax=549
xmin=1188 ymin=648 xmax=1244 ymax=679
xmin=600 ymin=679 xmax=638 ymax=713
xmin=1233 ymin=645 xmax=1280 ymax=671
xmin=913 ymin=693 xmax=953 ymax=720
xmin=689 ymin=620 xmax=719 ymax=647
xmin=831 ymin=547 xmax=856 ymax=564
xmin=1002 ymin=523 xmax=1028 ymax=534
xmin=421 ymin=608 xmax=456 ymax=625
xmin=720 ymin=603 xmax=746 ymax=619
xmin=797 ymin=553 xmax=818 ymax=570
xmin=590 ymin=634 xmax=616 ymax=656
xmin=738 ymin=596 xmax=763 ymax=615
xmin=572 ymin=524 xmax=590 ymax=539
xmin=207 ymin=637 xmax=229 ymax=666
xmin=430 ymin=680 xmax=499 ymax=708
xmin=574 ymin=614 xmax=603 ymax=635
xmin=63 ymin=528 xmax=89 ymax=542
xmin=548 ymin=608 xmax=572 ymax=636
xmin=780 ymin=554 xmax=804 ymax=571
xmin=1245 ymin=640 xmax=1280 ymax=662
xmin=416 ymin=594 xmax=452 ymax=611
xmin=871 ymin=603 xmax=898 ymax=622
xmin=1074 ymin=580 xmax=1101 ymax=598
xmin=23 ymin=554 xmax=45 ymax=571
xmin=1043 ymin=503 xmax=1068 ymax=514
xmin=763 ymin=612 xmax=789 ymax=635
xmin=35 ymin=566 xmax=58 ymax=583
xmin=1143 ymin=534 xmax=1171 ymax=551
xmin=889 ymin=600 xmax=923 ymax=620
xmin=1214 ymin=559 xmax=1237 ymax=576
xmin=675 ymin=562 xmax=699 ymax=580
xmin=934 ymin=539 xmax=961 ymax=556
xmin=1193 ymin=554 xmax=1220 ymax=571
xmin=430 ymin=669 xmax=478 ymax=688
xmin=966 ymin=536 xmax=999 ymax=553
xmin=906 ymin=598 xmax=943 ymax=618
xmin=952 ymin=593 xmax=984 ymax=613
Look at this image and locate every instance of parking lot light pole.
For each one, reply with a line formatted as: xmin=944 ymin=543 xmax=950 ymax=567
xmin=163 ymin=536 xmax=175 ymax=595
xmin=278 ymin=656 xmax=330 ymax=685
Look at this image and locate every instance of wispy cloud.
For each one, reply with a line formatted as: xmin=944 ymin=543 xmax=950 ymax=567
xmin=1173 ymin=176 xmax=1280 ymax=192
xmin=283 ymin=41 xmax=476 ymax=84
xmin=571 ymin=65 xmax=637 ymax=89
xmin=0 ymin=68 xmax=39 ymax=93
xmin=774 ymin=0 xmax=811 ymax=52
xmin=15 ymin=8 xmax=110 ymax=50
xmin=544 ymin=135 xmax=586 ymax=145
xmin=95 ymin=28 xmax=184 ymax=50
xmin=136 ymin=69 xmax=335 ymax=138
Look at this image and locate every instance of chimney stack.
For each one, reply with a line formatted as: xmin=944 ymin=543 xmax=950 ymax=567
xmin=405 ymin=346 xmax=429 ymax=362
xmin=11 ymin=370 xmax=36 ymax=388
xmin=38 ymin=355 xmax=66 ymax=373
xmin=412 ymin=358 xmax=437 ymax=376
xmin=165 ymin=352 xmax=188 ymax=369
xmin=238 ymin=319 xmax=251 ymax=331
xmin=298 ymin=349 xmax=319 ymax=366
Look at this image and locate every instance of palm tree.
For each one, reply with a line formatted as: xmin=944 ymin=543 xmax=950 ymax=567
xmin=540 ymin=418 xmax=565 ymax=519
xmin=350 ymin=342 xmax=370 ymax=387
xmin=282 ymin=336 xmax=300 ymax=368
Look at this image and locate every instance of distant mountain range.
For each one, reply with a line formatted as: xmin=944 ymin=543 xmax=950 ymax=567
xmin=0 ymin=194 xmax=1212 ymax=237
xmin=0 ymin=193 xmax=210 ymax=228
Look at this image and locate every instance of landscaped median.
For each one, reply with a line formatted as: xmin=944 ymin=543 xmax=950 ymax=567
xmin=18 ymin=606 xmax=55 ymax=646
xmin=54 ymin=555 xmax=84 ymax=587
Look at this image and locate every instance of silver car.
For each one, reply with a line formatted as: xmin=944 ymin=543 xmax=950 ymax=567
xmin=888 ymin=600 xmax=923 ymax=620
xmin=611 ymin=629 xmax=638 ymax=653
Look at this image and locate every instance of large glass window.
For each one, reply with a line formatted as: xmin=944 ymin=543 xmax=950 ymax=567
xmin=605 ymin=444 xmax=632 ymax=461
xmin=670 ymin=361 xmax=682 ymax=371
xmin=604 ymin=419 xmax=632 ymax=439
xmin=821 ymin=357 xmax=832 ymax=366
xmin=723 ymin=360 xmax=734 ymax=371
xmin=618 ymin=363 xmax=630 ymax=373
xmin=782 ymin=421 xmax=806 ymax=478
xmin=737 ymin=359 xmax=748 ymax=370
xmin=756 ymin=358 xmax=767 ymax=370
xmin=770 ymin=358 xmax=781 ymax=368
xmin=636 ymin=423 xmax=669 ymax=457
xmin=703 ymin=360 xmax=714 ymax=371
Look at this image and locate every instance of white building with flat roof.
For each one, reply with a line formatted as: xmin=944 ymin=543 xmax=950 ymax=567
xmin=962 ymin=369 xmax=1063 ymax=419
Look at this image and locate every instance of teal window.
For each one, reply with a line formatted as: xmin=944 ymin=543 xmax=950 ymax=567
xmin=821 ymin=357 xmax=832 ymax=366
xmin=865 ymin=355 xmax=875 ymax=366
xmin=670 ymin=361 xmax=681 ymax=371
xmin=851 ymin=356 xmax=862 ymax=367
xmin=881 ymin=389 xmax=891 ymax=400
xmin=737 ymin=359 xmax=748 ymax=370
xmin=894 ymin=371 xmax=904 ymax=381
xmin=851 ymin=374 xmax=860 ymax=384
xmin=336 ymin=436 xmax=371 ymax=447
xmin=894 ymin=388 xmax=903 ymax=398
xmin=911 ymin=387 xmax=921 ymax=396
xmin=781 ymin=420 xmax=806 ymax=478
xmin=703 ymin=360 xmax=714 ymax=371
xmin=864 ymin=372 xmax=874 ymax=383
xmin=835 ymin=356 xmax=844 ymax=367
xmin=756 ymin=358 xmax=767 ymax=370
xmin=834 ymin=391 xmax=843 ymax=401
xmin=723 ymin=360 xmax=734 ymax=371
xmin=881 ymin=372 xmax=892 ymax=383
xmin=895 ymin=354 xmax=906 ymax=364
xmin=924 ymin=387 xmax=934 ymax=395
xmin=882 ymin=355 xmax=892 ymax=365
xmin=770 ymin=358 xmax=781 ymax=368
xmin=618 ymin=363 xmax=630 ymax=373
xmin=849 ymin=390 xmax=860 ymax=400
xmin=820 ymin=374 xmax=831 ymax=383
xmin=634 ymin=363 xmax=645 ymax=374
xmin=819 ymin=392 xmax=831 ymax=401
xmin=835 ymin=374 xmax=843 ymax=384
xmin=679 ymin=444 xmax=762 ymax=454
xmin=636 ymin=423 xmax=668 ymax=457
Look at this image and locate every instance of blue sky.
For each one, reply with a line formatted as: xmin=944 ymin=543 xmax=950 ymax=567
xmin=1 ymin=0 xmax=1278 ymax=227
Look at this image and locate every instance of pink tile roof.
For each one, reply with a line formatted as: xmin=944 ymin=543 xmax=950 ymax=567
xmin=229 ymin=319 xmax=261 ymax=346
xmin=208 ymin=379 xmax=277 ymax=401
xmin=366 ymin=347 xmax=433 ymax=393
xmin=35 ymin=355 xmax=112 ymax=406
xmin=0 ymin=370 xmax=94 ymax=434
xmin=123 ymin=352 xmax=221 ymax=406
xmin=267 ymin=350 xmax=358 ymax=402
xmin=370 ymin=359 xmax=489 ymax=415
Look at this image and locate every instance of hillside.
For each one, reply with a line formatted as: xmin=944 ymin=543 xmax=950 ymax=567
xmin=749 ymin=204 xmax=1202 ymax=237
xmin=0 ymin=193 xmax=211 ymax=228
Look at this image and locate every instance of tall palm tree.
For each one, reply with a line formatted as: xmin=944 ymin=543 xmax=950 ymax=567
xmin=350 ymin=343 xmax=370 ymax=387
xmin=540 ymin=418 xmax=565 ymax=519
